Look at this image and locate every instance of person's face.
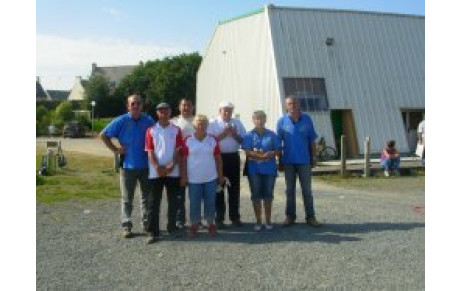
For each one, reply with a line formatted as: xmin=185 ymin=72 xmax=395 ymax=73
xmin=127 ymin=97 xmax=142 ymax=116
xmin=285 ymin=98 xmax=299 ymax=114
xmin=219 ymin=107 xmax=233 ymax=121
xmin=194 ymin=120 xmax=208 ymax=133
xmin=179 ymin=100 xmax=193 ymax=117
xmin=156 ymin=108 xmax=171 ymax=121
xmin=253 ymin=115 xmax=266 ymax=129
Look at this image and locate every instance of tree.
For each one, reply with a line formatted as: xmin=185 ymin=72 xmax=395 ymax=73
xmin=54 ymin=101 xmax=74 ymax=127
xmin=115 ymin=52 xmax=202 ymax=116
xmin=84 ymin=74 xmax=115 ymax=117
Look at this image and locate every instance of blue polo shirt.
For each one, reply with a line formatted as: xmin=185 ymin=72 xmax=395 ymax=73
xmin=276 ymin=113 xmax=317 ymax=165
xmin=242 ymin=129 xmax=282 ymax=176
xmin=101 ymin=113 xmax=155 ymax=169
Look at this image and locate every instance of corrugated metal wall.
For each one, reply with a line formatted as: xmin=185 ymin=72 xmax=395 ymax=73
xmin=269 ymin=7 xmax=424 ymax=153
xmin=196 ymin=10 xmax=282 ymax=131
xmin=197 ymin=6 xmax=424 ymax=153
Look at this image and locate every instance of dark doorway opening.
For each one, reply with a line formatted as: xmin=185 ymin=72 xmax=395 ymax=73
xmin=401 ymin=109 xmax=425 ymax=152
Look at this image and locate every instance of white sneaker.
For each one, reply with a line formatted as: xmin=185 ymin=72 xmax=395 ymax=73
xmin=384 ymin=170 xmax=390 ymax=177
xmin=254 ymin=224 xmax=262 ymax=232
xmin=265 ymin=224 xmax=274 ymax=230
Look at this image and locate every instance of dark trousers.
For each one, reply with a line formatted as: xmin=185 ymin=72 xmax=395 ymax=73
xmin=216 ymin=152 xmax=241 ymax=223
xmin=176 ymin=186 xmax=186 ymax=225
xmin=147 ymin=177 xmax=179 ymax=237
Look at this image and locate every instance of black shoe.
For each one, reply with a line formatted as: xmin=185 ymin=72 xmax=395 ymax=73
xmin=147 ymin=234 xmax=158 ymax=244
xmin=176 ymin=222 xmax=185 ymax=230
xmin=232 ymin=220 xmax=243 ymax=227
xmin=123 ymin=228 xmax=133 ymax=238
xmin=282 ymin=217 xmax=295 ymax=227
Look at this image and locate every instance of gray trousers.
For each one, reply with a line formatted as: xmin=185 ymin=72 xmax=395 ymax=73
xmin=120 ymin=168 xmax=150 ymax=229
xmin=284 ymin=164 xmax=315 ymax=220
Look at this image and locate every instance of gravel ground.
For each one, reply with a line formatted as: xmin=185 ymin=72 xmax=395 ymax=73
xmin=37 ymin=173 xmax=424 ymax=290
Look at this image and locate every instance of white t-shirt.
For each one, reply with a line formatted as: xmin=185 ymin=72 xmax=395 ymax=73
xmin=171 ymin=115 xmax=194 ymax=139
xmin=182 ymin=134 xmax=220 ymax=184
xmin=145 ymin=123 xmax=182 ymax=178
xmin=207 ymin=116 xmax=246 ymax=153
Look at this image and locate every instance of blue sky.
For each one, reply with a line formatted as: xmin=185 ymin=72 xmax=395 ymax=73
xmin=36 ymin=0 xmax=425 ymax=90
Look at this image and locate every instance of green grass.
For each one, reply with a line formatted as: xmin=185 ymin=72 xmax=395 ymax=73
xmin=313 ymin=172 xmax=425 ymax=190
xmin=36 ymin=146 xmax=119 ymax=203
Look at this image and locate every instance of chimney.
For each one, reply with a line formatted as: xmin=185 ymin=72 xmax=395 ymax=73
xmin=76 ymin=76 xmax=82 ymax=82
xmin=37 ymin=76 xmax=40 ymax=83
xmin=92 ymin=62 xmax=97 ymax=73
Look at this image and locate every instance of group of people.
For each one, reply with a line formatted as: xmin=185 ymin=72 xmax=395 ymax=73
xmin=100 ymin=94 xmax=321 ymax=244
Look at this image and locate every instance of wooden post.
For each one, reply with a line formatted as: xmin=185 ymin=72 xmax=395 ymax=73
xmin=340 ymin=135 xmax=346 ymax=176
xmin=363 ymin=136 xmax=371 ymax=177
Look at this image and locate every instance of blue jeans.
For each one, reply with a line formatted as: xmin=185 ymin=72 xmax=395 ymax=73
xmin=381 ymin=157 xmax=400 ymax=171
xmin=189 ymin=180 xmax=217 ymax=225
xmin=247 ymin=174 xmax=276 ymax=201
xmin=284 ymin=164 xmax=315 ymax=220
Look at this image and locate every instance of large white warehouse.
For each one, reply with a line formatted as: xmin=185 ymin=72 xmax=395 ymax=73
xmin=196 ymin=5 xmax=424 ymax=156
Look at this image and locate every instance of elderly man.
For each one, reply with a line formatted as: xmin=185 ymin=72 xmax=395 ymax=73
xmin=276 ymin=97 xmax=321 ymax=227
xmin=145 ymin=102 xmax=183 ymax=244
xmin=100 ymin=94 xmax=155 ymax=238
xmin=171 ymin=98 xmax=195 ymax=229
xmin=207 ymin=101 xmax=246 ymax=227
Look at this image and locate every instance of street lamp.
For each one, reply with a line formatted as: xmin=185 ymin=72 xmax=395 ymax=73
xmin=91 ymin=100 xmax=96 ymax=136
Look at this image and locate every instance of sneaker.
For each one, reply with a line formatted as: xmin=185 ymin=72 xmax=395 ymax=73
xmin=176 ymin=222 xmax=185 ymax=230
xmin=306 ymin=217 xmax=322 ymax=227
xmin=123 ymin=228 xmax=133 ymax=238
xmin=147 ymin=234 xmax=158 ymax=244
xmin=198 ymin=221 xmax=206 ymax=230
xmin=282 ymin=217 xmax=295 ymax=227
xmin=208 ymin=224 xmax=217 ymax=237
xmin=232 ymin=220 xmax=243 ymax=227
xmin=384 ymin=170 xmax=390 ymax=177
xmin=265 ymin=224 xmax=274 ymax=230
xmin=254 ymin=224 xmax=262 ymax=232
xmin=188 ymin=224 xmax=199 ymax=238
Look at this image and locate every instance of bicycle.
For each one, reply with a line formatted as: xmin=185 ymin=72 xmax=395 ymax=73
xmin=315 ymin=137 xmax=337 ymax=161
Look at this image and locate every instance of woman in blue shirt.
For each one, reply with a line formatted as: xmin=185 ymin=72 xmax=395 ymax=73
xmin=242 ymin=111 xmax=282 ymax=231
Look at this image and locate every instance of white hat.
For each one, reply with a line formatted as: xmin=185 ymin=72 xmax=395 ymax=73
xmin=218 ymin=101 xmax=234 ymax=109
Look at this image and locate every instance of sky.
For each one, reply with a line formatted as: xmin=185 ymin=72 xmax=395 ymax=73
xmin=36 ymin=0 xmax=425 ymax=90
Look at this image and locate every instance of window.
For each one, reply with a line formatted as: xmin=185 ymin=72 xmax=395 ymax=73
xmin=282 ymin=78 xmax=329 ymax=112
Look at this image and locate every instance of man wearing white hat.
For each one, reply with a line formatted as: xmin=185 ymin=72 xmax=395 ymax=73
xmin=207 ymin=101 xmax=246 ymax=227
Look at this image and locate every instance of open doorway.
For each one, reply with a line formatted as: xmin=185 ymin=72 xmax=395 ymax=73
xmin=401 ymin=109 xmax=425 ymax=152
xmin=330 ymin=109 xmax=360 ymax=158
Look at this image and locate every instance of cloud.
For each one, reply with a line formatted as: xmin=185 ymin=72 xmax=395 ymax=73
xmin=102 ymin=7 xmax=123 ymax=19
xmin=36 ymin=34 xmax=191 ymax=90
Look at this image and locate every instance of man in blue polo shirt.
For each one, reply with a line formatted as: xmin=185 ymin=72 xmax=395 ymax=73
xmin=276 ymin=97 xmax=321 ymax=227
xmin=100 ymin=94 xmax=155 ymax=238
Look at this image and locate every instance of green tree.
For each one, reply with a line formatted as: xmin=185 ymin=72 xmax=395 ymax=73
xmin=84 ymin=74 xmax=114 ymax=117
xmin=54 ymin=101 xmax=74 ymax=127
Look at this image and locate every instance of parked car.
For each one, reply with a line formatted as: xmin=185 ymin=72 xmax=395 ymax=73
xmin=62 ymin=121 xmax=86 ymax=138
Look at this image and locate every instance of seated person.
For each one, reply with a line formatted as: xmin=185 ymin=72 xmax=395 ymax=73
xmin=380 ymin=140 xmax=400 ymax=177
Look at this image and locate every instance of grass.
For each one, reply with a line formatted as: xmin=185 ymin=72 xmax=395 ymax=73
xmin=36 ymin=146 xmax=119 ymax=203
xmin=313 ymin=171 xmax=425 ymax=191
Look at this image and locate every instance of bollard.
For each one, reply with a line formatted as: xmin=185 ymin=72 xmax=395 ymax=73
xmin=340 ymin=135 xmax=346 ymax=176
xmin=363 ymin=136 xmax=371 ymax=177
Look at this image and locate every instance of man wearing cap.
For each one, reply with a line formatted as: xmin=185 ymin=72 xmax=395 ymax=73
xmin=171 ymin=98 xmax=195 ymax=229
xmin=207 ymin=101 xmax=246 ymax=227
xmin=100 ymin=94 xmax=155 ymax=238
xmin=145 ymin=102 xmax=183 ymax=244
xmin=277 ymin=97 xmax=321 ymax=227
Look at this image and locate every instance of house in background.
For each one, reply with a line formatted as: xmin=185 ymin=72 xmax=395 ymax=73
xmin=68 ymin=63 xmax=136 ymax=101
xmin=68 ymin=76 xmax=89 ymax=101
xmin=196 ymin=5 xmax=424 ymax=155
xmin=47 ymin=90 xmax=70 ymax=102
xmin=36 ymin=77 xmax=50 ymax=101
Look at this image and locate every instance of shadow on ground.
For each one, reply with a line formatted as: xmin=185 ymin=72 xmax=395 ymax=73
xmin=152 ymin=222 xmax=425 ymax=245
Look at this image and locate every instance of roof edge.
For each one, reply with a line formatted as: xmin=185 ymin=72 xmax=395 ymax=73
xmin=218 ymin=7 xmax=264 ymax=25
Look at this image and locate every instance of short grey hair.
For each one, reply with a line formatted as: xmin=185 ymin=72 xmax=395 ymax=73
xmin=252 ymin=110 xmax=267 ymax=119
xmin=193 ymin=114 xmax=209 ymax=127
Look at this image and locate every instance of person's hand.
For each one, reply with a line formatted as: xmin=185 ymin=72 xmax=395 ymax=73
xmin=156 ymin=165 xmax=167 ymax=177
xmin=218 ymin=176 xmax=226 ymax=185
xmin=117 ymin=146 xmax=126 ymax=155
xmin=180 ymin=176 xmax=187 ymax=187
xmin=277 ymin=162 xmax=284 ymax=172
xmin=165 ymin=162 xmax=175 ymax=173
